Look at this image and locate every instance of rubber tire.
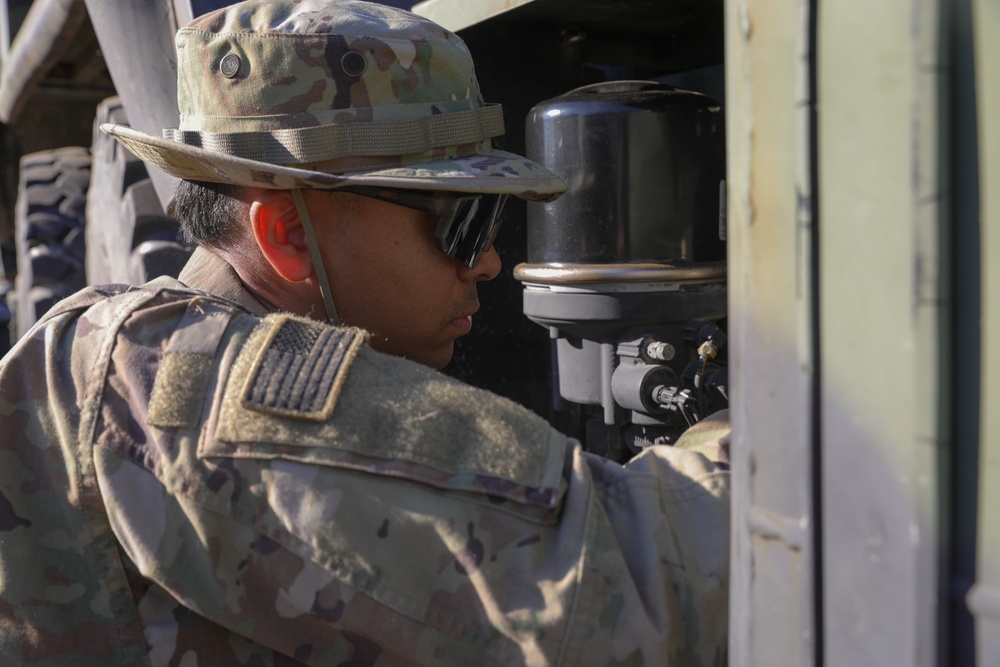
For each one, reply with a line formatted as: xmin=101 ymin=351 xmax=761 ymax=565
xmin=87 ymin=96 xmax=191 ymax=286
xmin=13 ymin=147 xmax=91 ymax=338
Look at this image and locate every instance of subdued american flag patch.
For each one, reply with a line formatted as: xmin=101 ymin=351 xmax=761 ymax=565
xmin=240 ymin=315 xmax=366 ymax=420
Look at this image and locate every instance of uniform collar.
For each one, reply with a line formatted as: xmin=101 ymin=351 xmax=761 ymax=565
xmin=177 ymin=246 xmax=272 ymax=318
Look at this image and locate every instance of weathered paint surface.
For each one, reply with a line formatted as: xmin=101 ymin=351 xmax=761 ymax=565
xmin=819 ymin=0 xmax=949 ymax=665
xmin=725 ymin=0 xmax=817 ymax=665
xmin=411 ymin=0 xmax=535 ymax=32
xmin=400 ymin=1 xmax=987 ymax=664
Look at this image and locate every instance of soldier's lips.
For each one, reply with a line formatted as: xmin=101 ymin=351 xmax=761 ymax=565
xmin=450 ymin=314 xmax=473 ymax=336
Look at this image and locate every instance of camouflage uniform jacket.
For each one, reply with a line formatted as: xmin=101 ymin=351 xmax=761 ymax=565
xmin=0 ymin=248 xmax=730 ymax=666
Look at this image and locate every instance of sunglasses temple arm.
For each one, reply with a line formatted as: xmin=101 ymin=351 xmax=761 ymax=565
xmin=291 ymin=189 xmax=341 ymax=326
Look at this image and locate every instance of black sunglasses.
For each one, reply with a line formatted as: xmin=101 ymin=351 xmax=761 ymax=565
xmin=339 ymin=186 xmax=508 ymax=268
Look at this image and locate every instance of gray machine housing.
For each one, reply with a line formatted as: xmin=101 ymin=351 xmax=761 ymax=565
xmin=518 ymin=81 xmax=728 ymax=458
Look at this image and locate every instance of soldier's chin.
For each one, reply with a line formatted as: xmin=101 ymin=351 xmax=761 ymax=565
xmin=415 ymin=342 xmax=454 ymax=370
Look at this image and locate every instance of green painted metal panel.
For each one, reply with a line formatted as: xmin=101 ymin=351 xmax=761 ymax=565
xmin=968 ymin=0 xmax=1000 ymax=663
xmin=410 ymin=0 xmax=535 ymax=31
xmin=818 ymin=0 xmax=950 ymax=664
xmin=725 ymin=0 xmax=817 ymax=664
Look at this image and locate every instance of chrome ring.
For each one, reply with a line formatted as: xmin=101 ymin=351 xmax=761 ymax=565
xmin=513 ymin=261 xmax=727 ymax=285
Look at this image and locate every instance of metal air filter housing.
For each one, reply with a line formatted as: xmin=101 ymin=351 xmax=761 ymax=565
xmin=523 ymin=80 xmax=725 ymax=271
xmin=515 ymin=81 xmax=729 ymax=456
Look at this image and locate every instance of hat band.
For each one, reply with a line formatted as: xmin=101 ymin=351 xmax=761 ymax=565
xmin=162 ymin=104 xmax=505 ymax=165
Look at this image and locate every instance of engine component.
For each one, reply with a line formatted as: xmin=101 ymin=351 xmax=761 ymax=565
xmin=517 ymin=81 xmax=728 ymax=458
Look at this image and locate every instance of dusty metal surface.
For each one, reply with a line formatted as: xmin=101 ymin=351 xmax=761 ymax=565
xmin=725 ymin=0 xmax=818 ymax=664
xmin=0 ymin=0 xmax=90 ymax=124
xmin=818 ymin=0 xmax=949 ymax=665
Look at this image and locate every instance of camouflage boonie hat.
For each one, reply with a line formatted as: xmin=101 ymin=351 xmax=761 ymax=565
xmin=102 ymin=0 xmax=566 ymax=201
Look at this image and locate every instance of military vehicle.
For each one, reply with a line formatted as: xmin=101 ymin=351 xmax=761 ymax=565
xmin=412 ymin=1 xmax=995 ymax=665
xmin=0 ymin=0 xmax=224 ymax=349
xmin=0 ymin=0 xmax=995 ymax=665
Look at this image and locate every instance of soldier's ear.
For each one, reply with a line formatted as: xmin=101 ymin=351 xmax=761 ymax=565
xmin=250 ymin=189 xmax=313 ymax=282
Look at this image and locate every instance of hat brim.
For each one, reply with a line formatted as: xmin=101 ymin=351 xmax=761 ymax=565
xmin=101 ymin=123 xmax=566 ymax=203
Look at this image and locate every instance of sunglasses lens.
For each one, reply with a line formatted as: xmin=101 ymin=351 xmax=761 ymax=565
xmin=338 ymin=187 xmax=509 ymax=268
xmin=435 ymin=194 xmax=507 ymax=267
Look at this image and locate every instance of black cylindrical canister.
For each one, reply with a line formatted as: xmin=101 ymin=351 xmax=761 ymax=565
xmin=525 ymin=81 xmax=725 ymax=266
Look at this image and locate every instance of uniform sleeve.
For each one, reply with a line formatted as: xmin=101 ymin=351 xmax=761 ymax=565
xmin=0 ymin=286 xmax=160 ymax=666
xmin=93 ymin=300 xmax=730 ymax=666
xmin=562 ymin=422 xmax=730 ymax=666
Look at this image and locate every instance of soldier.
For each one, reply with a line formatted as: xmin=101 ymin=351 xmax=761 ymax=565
xmin=0 ymin=1 xmax=730 ymax=665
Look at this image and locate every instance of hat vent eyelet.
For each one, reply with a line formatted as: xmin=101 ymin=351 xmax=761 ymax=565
xmin=340 ymin=51 xmax=366 ymax=77
xmin=220 ymin=53 xmax=241 ymax=78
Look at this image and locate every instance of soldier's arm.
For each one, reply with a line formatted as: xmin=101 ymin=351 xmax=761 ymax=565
xmin=1 ymin=286 xmax=729 ymax=666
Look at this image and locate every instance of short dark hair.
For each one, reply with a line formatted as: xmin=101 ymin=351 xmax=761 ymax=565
xmin=171 ymin=180 xmax=249 ymax=245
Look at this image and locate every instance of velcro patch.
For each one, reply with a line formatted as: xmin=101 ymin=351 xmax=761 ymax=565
xmin=240 ymin=315 xmax=365 ymax=420
xmin=148 ymin=299 xmax=234 ymax=429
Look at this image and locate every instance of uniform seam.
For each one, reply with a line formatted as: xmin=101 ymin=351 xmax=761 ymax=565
xmin=603 ymin=470 xmax=729 ymax=504
xmin=80 ymin=289 xmax=161 ymax=666
xmin=554 ymin=454 xmax=597 ymax=667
